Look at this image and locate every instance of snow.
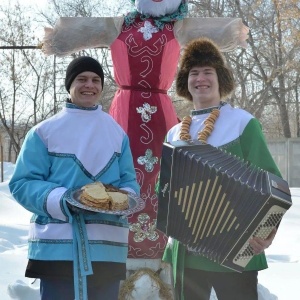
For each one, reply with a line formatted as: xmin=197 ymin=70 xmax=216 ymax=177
xmin=0 ymin=162 xmax=299 ymax=299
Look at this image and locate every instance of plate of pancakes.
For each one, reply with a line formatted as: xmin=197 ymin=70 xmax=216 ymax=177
xmin=65 ymin=182 xmax=145 ymax=216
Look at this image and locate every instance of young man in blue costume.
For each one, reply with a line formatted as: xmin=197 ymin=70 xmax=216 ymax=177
xmin=9 ymin=56 xmax=140 ymax=300
xmin=162 ymin=38 xmax=280 ymax=300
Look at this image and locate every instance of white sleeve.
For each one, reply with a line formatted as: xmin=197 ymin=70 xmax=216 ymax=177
xmin=174 ymin=17 xmax=249 ymax=51
xmin=43 ymin=16 xmax=124 ymax=56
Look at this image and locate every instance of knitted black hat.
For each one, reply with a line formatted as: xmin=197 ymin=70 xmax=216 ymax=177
xmin=176 ymin=38 xmax=235 ymax=101
xmin=65 ymin=56 xmax=104 ymax=92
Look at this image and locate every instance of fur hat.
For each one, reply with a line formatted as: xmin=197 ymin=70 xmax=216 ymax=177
xmin=65 ymin=56 xmax=104 ymax=92
xmin=176 ymin=38 xmax=235 ymax=101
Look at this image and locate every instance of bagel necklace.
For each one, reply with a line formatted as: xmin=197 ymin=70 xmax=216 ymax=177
xmin=179 ymin=103 xmax=225 ymax=143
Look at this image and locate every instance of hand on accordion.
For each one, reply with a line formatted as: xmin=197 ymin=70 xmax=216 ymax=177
xmin=249 ymin=228 xmax=277 ymax=255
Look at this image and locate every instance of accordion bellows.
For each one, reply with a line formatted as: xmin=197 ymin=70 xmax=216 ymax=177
xmin=157 ymin=140 xmax=292 ymax=272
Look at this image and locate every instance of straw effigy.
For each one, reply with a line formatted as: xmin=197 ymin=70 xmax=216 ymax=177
xmin=118 ymin=267 xmax=173 ymax=300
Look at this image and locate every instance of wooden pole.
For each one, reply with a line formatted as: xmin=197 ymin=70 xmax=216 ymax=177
xmin=0 ymin=45 xmax=42 ymax=50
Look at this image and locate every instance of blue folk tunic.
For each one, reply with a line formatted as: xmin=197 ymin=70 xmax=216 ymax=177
xmin=9 ymin=103 xmax=140 ymax=299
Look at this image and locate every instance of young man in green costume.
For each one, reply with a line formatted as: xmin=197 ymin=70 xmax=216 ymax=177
xmin=162 ymin=38 xmax=279 ymax=300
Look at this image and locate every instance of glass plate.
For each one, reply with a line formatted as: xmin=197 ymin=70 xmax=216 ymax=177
xmin=65 ymin=187 xmax=145 ymax=216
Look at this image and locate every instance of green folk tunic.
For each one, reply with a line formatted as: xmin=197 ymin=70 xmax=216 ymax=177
xmin=162 ymin=103 xmax=281 ymax=298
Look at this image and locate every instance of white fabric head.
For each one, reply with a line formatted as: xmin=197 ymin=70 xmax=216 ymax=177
xmin=135 ymin=0 xmax=182 ymax=17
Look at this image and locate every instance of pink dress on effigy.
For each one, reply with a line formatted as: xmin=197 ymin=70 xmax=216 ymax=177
xmin=110 ymin=18 xmax=180 ymax=258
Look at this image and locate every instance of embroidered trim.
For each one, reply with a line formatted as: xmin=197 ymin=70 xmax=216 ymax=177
xmin=138 ymin=20 xmax=159 ymax=40
xmin=29 ymin=239 xmax=72 ymax=244
xmin=89 ymin=240 xmax=128 ymax=247
xmin=48 ymin=152 xmax=120 ymax=181
xmin=66 ymin=101 xmax=98 ymax=111
xmin=137 ymin=149 xmax=158 ymax=172
xmin=29 ymin=239 xmax=128 ymax=247
xmin=136 ymin=103 xmax=157 ymax=123
xmin=85 ymin=219 xmax=128 ymax=227
xmin=191 ymin=101 xmax=226 ymax=116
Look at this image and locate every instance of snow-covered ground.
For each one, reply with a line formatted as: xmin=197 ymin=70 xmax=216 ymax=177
xmin=0 ymin=162 xmax=299 ymax=299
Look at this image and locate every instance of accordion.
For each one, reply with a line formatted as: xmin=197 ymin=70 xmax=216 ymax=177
xmin=157 ymin=140 xmax=292 ymax=272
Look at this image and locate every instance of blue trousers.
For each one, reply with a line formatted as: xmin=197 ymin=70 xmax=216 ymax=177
xmin=40 ymin=278 xmax=120 ymax=300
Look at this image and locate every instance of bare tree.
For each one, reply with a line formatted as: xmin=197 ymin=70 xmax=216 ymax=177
xmin=38 ymin=0 xmax=134 ymax=112
xmin=189 ymin=0 xmax=299 ymax=138
xmin=0 ymin=2 xmax=55 ymax=160
xmin=1 ymin=0 xmax=300 ymax=164
xmin=0 ymin=0 xmax=134 ymax=162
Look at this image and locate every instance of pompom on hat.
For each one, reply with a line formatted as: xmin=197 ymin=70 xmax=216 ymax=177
xmin=176 ymin=38 xmax=235 ymax=101
xmin=65 ymin=56 xmax=104 ymax=92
